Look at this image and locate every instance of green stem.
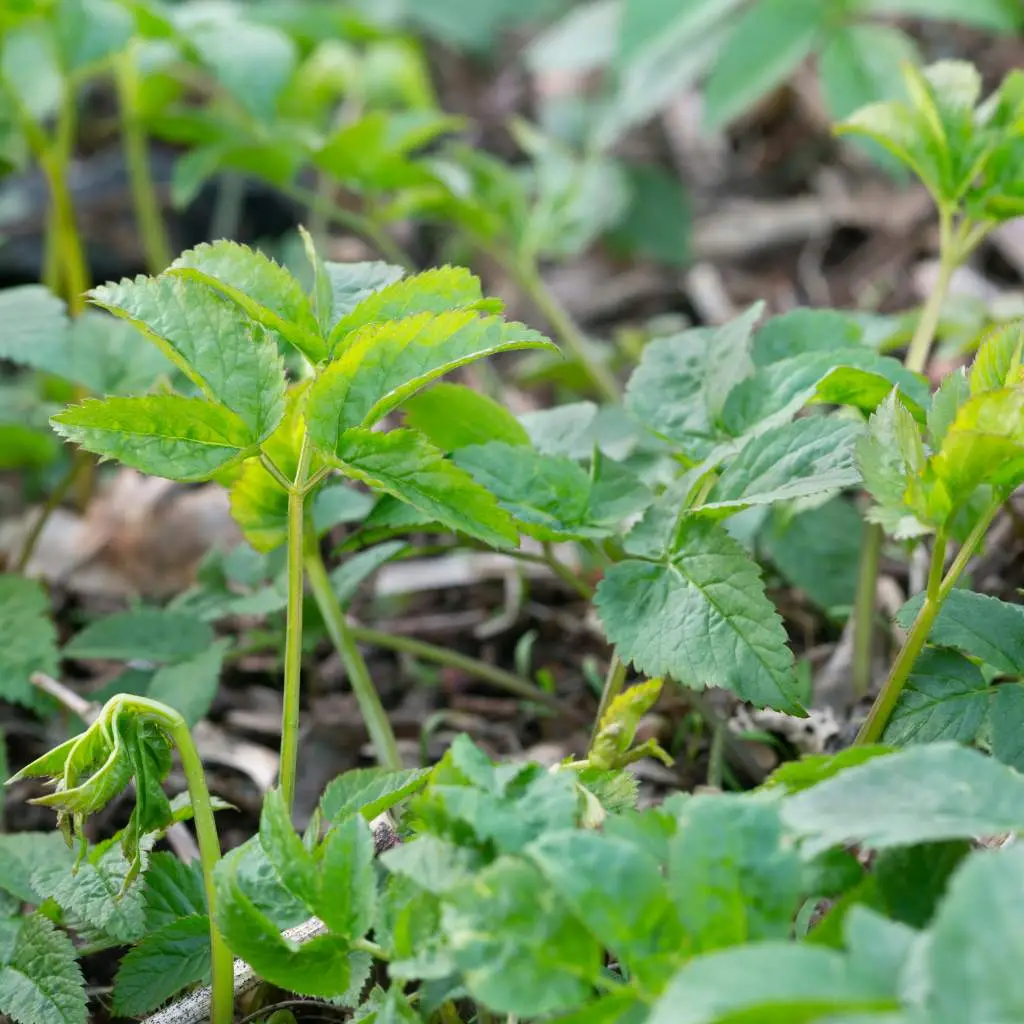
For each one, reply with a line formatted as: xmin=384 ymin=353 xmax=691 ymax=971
xmin=850 ymin=522 xmax=883 ymax=698
xmin=855 ymin=499 xmax=999 ymax=744
xmin=46 ymin=94 xmax=89 ymax=316
xmin=590 ymin=655 xmax=626 ymax=750
xmin=14 ymin=455 xmax=83 ymax=572
xmin=507 ymin=256 xmax=620 ymax=403
xmin=116 ymin=46 xmax=171 ymax=273
xmin=278 ymin=436 xmax=314 ymax=811
xmin=348 ymin=624 xmax=569 ymax=717
xmin=541 ymin=542 xmax=594 ymax=600
xmin=304 ymin=537 xmax=404 ymax=771
xmin=904 ymin=206 xmax=955 ymax=375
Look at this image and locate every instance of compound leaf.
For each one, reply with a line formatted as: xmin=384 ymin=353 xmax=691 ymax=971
xmin=309 ymin=310 xmax=553 ymax=434
xmin=0 ymin=574 xmax=59 ymax=711
xmin=315 ymin=427 xmax=518 ymax=548
xmin=90 ymin=274 xmax=286 ymax=438
xmin=0 ymin=913 xmax=86 ymax=1024
xmin=52 ymin=395 xmax=256 ymax=482
xmin=169 ymin=241 xmax=323 ymax=363
xmin=595 ymin=518 xmax=801 ymax=713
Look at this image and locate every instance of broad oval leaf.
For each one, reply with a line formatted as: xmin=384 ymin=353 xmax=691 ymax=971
xmin=308 ymin=310 xmax=554 ymax=435
xmin=595 ymin=518 xmax=801 ymax=713
xmin=52 ymin=396 xmax=256 ymax=482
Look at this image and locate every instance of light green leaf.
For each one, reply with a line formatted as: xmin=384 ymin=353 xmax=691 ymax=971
xmin=704 ymin=302 xmax=763 ymax=420
xmin=762 ymin=498 xmax=864 ymax=615
xmin=668 ymin=795 xmax=804 ymax=953
xmin=317 ymin=428 xmax=518 ymax=548
xmin=0 ymin=574 xmax=59 ymax=711
xmin=0 ymin=286 xmax=68 ymax=374
xmin=442 ymin=855 xmax=602 ymax=1017
xmin=317 ymin=815 xmax=376 ymax=939
xmin=323 ymin=261 xmax=405 ymax=332
xmin=330 ymin=541 xmax=406 ymax=609
xmin=751 ymin=308 xmax=864 ymax=367
xmin=928 ymin=369 xmax=969 ymax=448
xmin=308 ymin=310 xmax=553 ymax=434
xmin=703 ymin=0 xmax=828 ymax=129
xmin=923 ymin=846 xmax=1024 ymax=1022
xmin=381 ymin=835 xmax=479 ymax=898
xmin=64 ymin=608 xmax=214 ymax=663
xmin=519 ymin=402 xmax=599 ymax=456
xmin=527 ymin=830 xmax=684 ymax=992
xmin=969 ymin=320 xmax=1024 ymax=394
xmin=0 ymin=913 xmax=86 ymax=1024
xmin=896 ymin=588 xmax=1024 ymax=676
xmin=864 ymin=0 xmax=1020 ymax=33
xmin=697 ymin=417 xmax=863 ymax=514
xmin=320 ymin=767 xmax=431 ymax=823
xmin=259 ymin=788 xmax=320 ymax=910
xmin=168 ymin=241 xmax=322 ymax=363
xmin=763 ymin=746 xmax=895 ymax=794
xmin=90 ymin=274 xmax=286 ymax=438
xmin=402 ymin=382 xmax=530 ymax=450
xmin=329 ymin=266 xmax=498 ymax=351
xmin=649 ymin=943 xmax=896 ymax=1024
xmin=595 ymin=518 xmax=801 ymax=713
xmin=52 ymin=395 xmax=256 ymax=482
xmin=782 ymin=743 xmax=1024 ymax=856
xmin=0 ymin=833 xmax=74 ymax=905
xmin=882 ymin=647 xmax=989 ymax=746
xmin=55 ymin=0 xmax=134 ymax=72
xmin=148 ymin=638 xmax=230 ymax=726
xmin=111 ymin=914 xmax=210 ymax=1017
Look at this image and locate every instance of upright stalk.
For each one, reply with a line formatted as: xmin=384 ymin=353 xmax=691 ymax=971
xmin=856 ymin=499 xmax=1000 ymax=744
xmin=116 ymin=45 xmax=172 ymax=273
xmin=278 ymin=437 xmax=314 ymax=811
xmin=850 ymin=206 xmax=957 ymax=696
xmin=304 ymin=533 xmax=404 ymax=771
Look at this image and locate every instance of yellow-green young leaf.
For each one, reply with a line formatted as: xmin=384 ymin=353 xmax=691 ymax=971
xmin=309 ymin=310 xmax=554 ymax=434
xmin=52 ymin=396 xmax=256 ymax=482
xmin=0 ymin=574 xmax=59 ymax=711
xmin=590 ymin=679 xmax=665 ymax=771
xmin=402 ymin=382 xmax=531 ymax=450
xmin=90 ymin=274 xmax=286 ymax=438
xmin=329 ymin=266 xmax=501 ymax=352
xmin=321 ymin=428 xmax=517 ymax=548
xmin=969 ymin=321 xmax=1024 ymax=394
xmin=0 ymin=913 xmax=87 ymax=1024
xmin=932 ymin=387 xmax=1024 ymax=503
xmin=168 ymin=241 xmax=324 ymax=363
xmin=594 ymin=519 xmax=802 ymax=714
xmin=929 ymin=369 xmax=970 ymax=448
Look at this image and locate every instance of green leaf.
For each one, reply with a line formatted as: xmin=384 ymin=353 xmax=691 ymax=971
xmin=442 ymin=855 xmax=602 ymax=1017
xmin=168 ymin=241 xmax=323 ymax=364
xmin=896 ymin=589 xmax=1024 ymax=676
xmin=54 ymin=0 xmax=134 ymax=72
xmin=928 ymin=369 xmax=970 ymax=448
xmin=316 ymin=428 xmax=518 ymax=548
xmin=90 ymin=274 xmax=286 ymax=438
xmin=527 ymin=829 xmax=684 ymax=992
xmin=969 ymin=321 xmax=1024 ymax=394
xmin=111 ymin=914 xmax=210 ymax=1017
xmin=322 ymin=261 xmax=405 ymax=332
xmin=882 ymin=647 xmax=989 ymax=746
xmin=63 ymin=608 xmax=214 ymax=663
xmin=52 ymin=395 xmax=256 ymax=482
xmin=606 ymin=162 xmax=691 ymax=267
xmin=214 ymin=850 xmax=354 ymax=998
xmin=329 ymin=266 xmax=499 ymax=351
xmin=259 ymin=788 xmax=320 ymax=910
xmin=872 ymin=840 xmax=971 ymax=929
xmin=402 ymin=382 xmax=530 ymax=450
xmin=703 ymin=0 xmax=828 ymax=129
xmin=698 ymin=417 xmax=863 ymax=514
xmin=668 ymin=795 xmax=803 ymax=953
xmin=0 ymin=833 xmax=74 ymax=905
xmin=317 ymin=815 xmax=377 ymax=938
xmin=320 ymin=767 xmax=431 ymax=823
xmin=923 ymin=845 xmax=1024 ymax=1022
xmin=864 ymin=0 xmax=1020 ymax=34
xmin=782 ymin=743 xmax=1024 ymax=856
xmin=595 ymin=519 xmax=801 ymax=713
xmin=751 ymin=309 xmax=864 ymax=367
xmin=763 ymin=746 xmax=896 ymax=794
xmin=381 ymin=835 xmax=479 ymax=898
xmin=0 ymin=574 xmax=59 ymax=711
xmin=590 ymin=679 xmax=669 ymax=771
xmin=147 ymin=638 xmax=230 ymax=726
xmin=991 ymin=684 xmax=1024 ymax=772
xmin=142 ymin=853 xmax=206 ymax=929
xmin=329 ymin=541 xmax=406 ymax=609
xmin=0 ymin=913 xmax=86 ymax=1024
xmin=308 ymin=310 xmax=554 ymax=433
xmin=649 ymin=942 xmax=895 ymax=1024
xmin=703 ymin=302 xmax=764 ymax=421
xmin=762 ymin=498 xmax=864 ymax=615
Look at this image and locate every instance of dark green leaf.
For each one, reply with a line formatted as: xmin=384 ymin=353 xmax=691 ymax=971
xmin=0 ymin=913 xmax=86 ymax=1024
xmin=751 ymin=309 xmax=864 ymax=367
xmin=148 ymin=638 xmax=230 ymax=726
xmin=317 ymin=815 xmax=376 ymax=938
xmin=990 ymin=684 xmax=1024 ymax=772
xmin=142 ymin=853 xmax=206 ymax=929
xmin=259 ymin=788 xmax=320 ymax=910
xmin=330 ymin=542 xmax=407 ymax=609
xmin=63 ymin=608 xmax=214 ymax=663
xmin=320 ymin=767 xmax=431 ymax=823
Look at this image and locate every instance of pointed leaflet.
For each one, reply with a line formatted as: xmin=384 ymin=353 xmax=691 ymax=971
xmin=90 ymin=274 xmax=286 ymax=438
xmin=969 ymin=321 xmax=1024 ymax=395
xmin=52 ymin=396 xmax=256 ymax=482
xmin=403 ymin=382 xmax=531 ymax=450
xmin=928 ymin=368 xmax=970 ymax=448
xmin=595 ymin=518 xmax=801 ymax=713
xmin=168 ymin=241 xmax=324 ymax=363
xmin=259 ymin=788 xmax=320 ymax=910
xmin=308 ymin=309 xmax=554 ymax=437
xmin=322 ymin=260 xmax=405 ymax=333
xmin=0 ymin=913 xmax=86 ymax=1024
xmin=696 ymin=417 xmax=863 ymax=514
xmin=319 ymin=428 xmax=516 ymax=547
xmin=0 ymin=574 xmax=58 ymax=711
xmin=317 ymin=815 xmax=377 ymax=938
xmin=329 ymin=266 xmax=500 ymax=351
